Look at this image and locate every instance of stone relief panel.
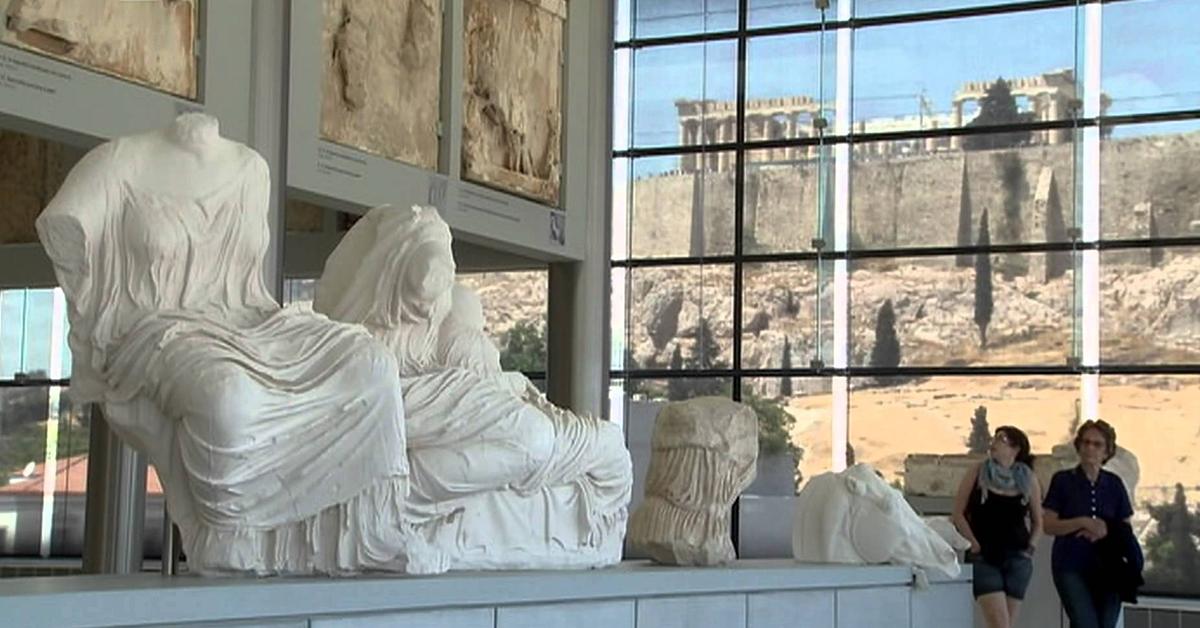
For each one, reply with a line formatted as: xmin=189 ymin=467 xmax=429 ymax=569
xmin=462 ymin=0 xmax=564 ymax=206
xmin=1 ymin=0 xmax=197 ymax=98
xmin=0 ymin=128 xmax=79 ymax=244
xmin=320 ymin=0 xmax=442 ymax=170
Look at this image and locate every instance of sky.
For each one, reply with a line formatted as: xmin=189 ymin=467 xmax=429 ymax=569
xmin=620 ymin=0 xmax=1200 ymax=151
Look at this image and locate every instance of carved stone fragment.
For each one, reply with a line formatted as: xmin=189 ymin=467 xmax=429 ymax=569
xmin=0 ymin=128 xmax=79 ymax=244
xmin=628 ymin=396 xmax=758 ymax=566
xmin=1 ymin=0 xmax=197 ymax=98
xmin=320 ymin=0 xmax=442 ymax=170
xmin=462 ymin=0 xmax=563 ymax=206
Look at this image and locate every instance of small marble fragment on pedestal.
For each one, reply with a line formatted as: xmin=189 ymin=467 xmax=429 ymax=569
xmin=628 ymin=396 xmax=757 ymax=566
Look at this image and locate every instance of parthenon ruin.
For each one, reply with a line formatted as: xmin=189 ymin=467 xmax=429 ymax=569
xmin=674 ymin=69 xmax=1110 ymax=171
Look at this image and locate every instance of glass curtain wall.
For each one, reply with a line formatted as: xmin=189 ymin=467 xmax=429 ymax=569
xmin=611 ymin=0 xmax=1200 ymax=595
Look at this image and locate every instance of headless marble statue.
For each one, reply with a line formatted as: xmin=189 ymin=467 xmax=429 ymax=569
xmin=35 ymin=113 xmax=439 ymax=575
xmin=314 ymin=204 xmax=633 ymax=571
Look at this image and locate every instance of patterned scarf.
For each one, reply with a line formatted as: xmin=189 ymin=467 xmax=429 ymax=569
xmin=977 ymin=458 xmax=1034 ymax=504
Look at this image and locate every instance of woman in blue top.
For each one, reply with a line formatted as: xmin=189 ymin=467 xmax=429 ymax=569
xmin=1043 ymin=420 xmax=1134 ymax=628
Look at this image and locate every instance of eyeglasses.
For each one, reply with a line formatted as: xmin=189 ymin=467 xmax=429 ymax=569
xmin=992 ymin=434 xmax=1013 ymax=446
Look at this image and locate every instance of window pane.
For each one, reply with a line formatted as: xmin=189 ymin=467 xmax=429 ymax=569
xmin=748 ymin=0 xmax=836 ymax=29
xmin=612 ymin=267 xmax=630 ymax=372
xmin=1100 ymin=119 xmax=1200 ymax=241
xmin=850 ymin=254 xmax=1074 ymax=367
xmin=851 ymin=375 xmax=1079 ymax=492
xmin=633 ymin=41 xmax=737 ymax=149
xmin=633 ymin=0 xmax=738 ymax=40
xmin=743 ymin=376 xmax=830 ymax=492
xmin=0 ymin=386 xmax=90 ymax=557
xmin=1102 ymin=0 xmax=1200 ymax=117
xmin=456 ymin=271 xmax=549 ymax=373
xmin=853 ymin=9 xmax=1079 ymax=126
xmin=615 ymin=0 xmax=632 ymax=42
xmin=614 ymin=49 xmax=633 ymax=153
xmin=1099 ymin=375 xmax=1200 ymax=597
xmin=745 ymin=146 xmax=834 ymax=254
xmin=1101 ymin=246 xmax=1200 ymax=364
xmin=739 ymin=376 xmax=829 ymax=558
xmin=626 ymin=265 xmax=733 ymax=375
xmin=746 ymin=31 xmax=836 ymax=129
xmin=630 ymin=153 xmax=736 ymax=258
xmin=854 ymin=0 xmax=1047 ymax=19
xmin=0 ymin=289 xmax=70 ymax=381
xmin=281 ymin=278 xmax=317 ymax=307
xmin=742 ymin=262 xmax=822 ymax=370
xmin=851 ymin=138 xmax=1076 ymax=249
xmin=613 ymin=158 xmax=631 ymax=261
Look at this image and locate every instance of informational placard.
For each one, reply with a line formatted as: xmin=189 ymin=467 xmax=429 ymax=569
xmin=0 ymin=4 xmax=253 ymax=145
xmin=286 ymin=0 xmax=587 ymax=262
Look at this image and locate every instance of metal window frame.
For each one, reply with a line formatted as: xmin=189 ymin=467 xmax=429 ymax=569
xmin=613 ymin=0 xmax=1200 ymax=591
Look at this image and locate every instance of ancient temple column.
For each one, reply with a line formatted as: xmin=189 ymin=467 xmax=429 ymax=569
xmin=951 ymin=101 xmax=965 ymax=150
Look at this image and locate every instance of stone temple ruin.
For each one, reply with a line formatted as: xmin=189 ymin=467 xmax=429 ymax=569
xmin=673 ymin=69 xmax=1109 ymax=171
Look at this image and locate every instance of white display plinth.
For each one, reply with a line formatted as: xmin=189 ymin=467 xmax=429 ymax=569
xmin=0 ymin=560 xmax=972 ymax=628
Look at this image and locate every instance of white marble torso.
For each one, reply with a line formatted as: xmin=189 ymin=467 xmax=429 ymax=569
xmin=37 ymin=114 xmax=423 ymax=575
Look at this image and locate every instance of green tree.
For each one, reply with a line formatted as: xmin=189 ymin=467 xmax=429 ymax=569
xmin=975 ymin=209 xmax=994 ymax=349
xmin=997 ymin=152 xmax=1026 ymax=246
xmin=956 ymin=158 xmax=974 ymax=267
xmin=667 ymin=344 xmax=689 ymax=401
xmin=869 ymin=299 xmax=901 ymax=370
xmin=498 ymin=321 xmax=547 ymax=373
xmin=1143 ymin=484 xmax=1200 ymax=593
xmin=963 ymin=77 xmax=1032 ymax=151
xmin=967 ymin=406 xmax=991 ymax=455
xmin=1150 ymin=206 xmax=1164 ymax=268
xmin=780 ymin=336 xmax=793 ymax=397
xmin=684 ymin=317 xmax=726 ymax=398
xmin=743 ymin=389 xmax=804 ymax=491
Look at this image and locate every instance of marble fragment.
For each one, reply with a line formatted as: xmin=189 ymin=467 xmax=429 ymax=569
xmin=628 ymin=396 xmax=757 ymax=566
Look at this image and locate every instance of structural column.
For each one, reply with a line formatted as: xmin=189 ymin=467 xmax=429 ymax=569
xmin=547 ymin=0 xmax=613 ymax=419
xmin=950 ymin=101 xmax=965 ymax=150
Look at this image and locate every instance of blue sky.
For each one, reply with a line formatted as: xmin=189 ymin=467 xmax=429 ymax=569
xmin=625 ymin=0 xmax=1200 ymax=149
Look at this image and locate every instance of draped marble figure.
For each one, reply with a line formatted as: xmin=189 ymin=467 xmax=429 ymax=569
xmin=35 ymin=113 xmax=434 ymax=576
xmin=313 ymin=204 xmax=633 ymax=571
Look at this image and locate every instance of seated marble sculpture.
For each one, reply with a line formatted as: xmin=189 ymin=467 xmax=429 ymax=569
xmin=312 ymin=204 xmax=633 ymax=571
xmin=792 ymin=463 xmax=960 ymax=579
xmin=35 ymin=113 xmax=430 ymax=575
xmin=627 ymin=397 xmax=757 ymax=566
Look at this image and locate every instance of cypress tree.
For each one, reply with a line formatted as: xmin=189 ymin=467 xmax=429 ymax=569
xmin=975 ymin=209 xmax=994 ymax=349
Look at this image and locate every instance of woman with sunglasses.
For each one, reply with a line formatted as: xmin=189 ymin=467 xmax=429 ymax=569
xmin=1043 ymin=420 xmax=1138 ymax=628
xmin=952 ymin=426 xmax=1044 ymax=628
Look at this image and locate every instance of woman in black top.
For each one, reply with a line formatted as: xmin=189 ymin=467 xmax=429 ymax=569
xmin=952 ymin=426 xmax=1045 ymax=628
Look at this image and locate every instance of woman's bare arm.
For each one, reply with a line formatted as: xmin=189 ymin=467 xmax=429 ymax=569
xmin=951 ymin=463 xmax=983 ymax=552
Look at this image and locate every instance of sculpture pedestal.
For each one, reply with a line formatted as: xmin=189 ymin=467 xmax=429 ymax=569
xmin=0 ymin=559 xmax=972 ymax=628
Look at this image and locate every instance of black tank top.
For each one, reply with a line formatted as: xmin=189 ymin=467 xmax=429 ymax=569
xmin=966 ymin=487 xmax=1031 ymax=564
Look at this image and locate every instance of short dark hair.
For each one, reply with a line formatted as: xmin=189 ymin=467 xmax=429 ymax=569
xmin=995 ymin=425 xmax=1034 ymax=467
xmin=1074 ymin=419 xmax=1118 ymax=462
